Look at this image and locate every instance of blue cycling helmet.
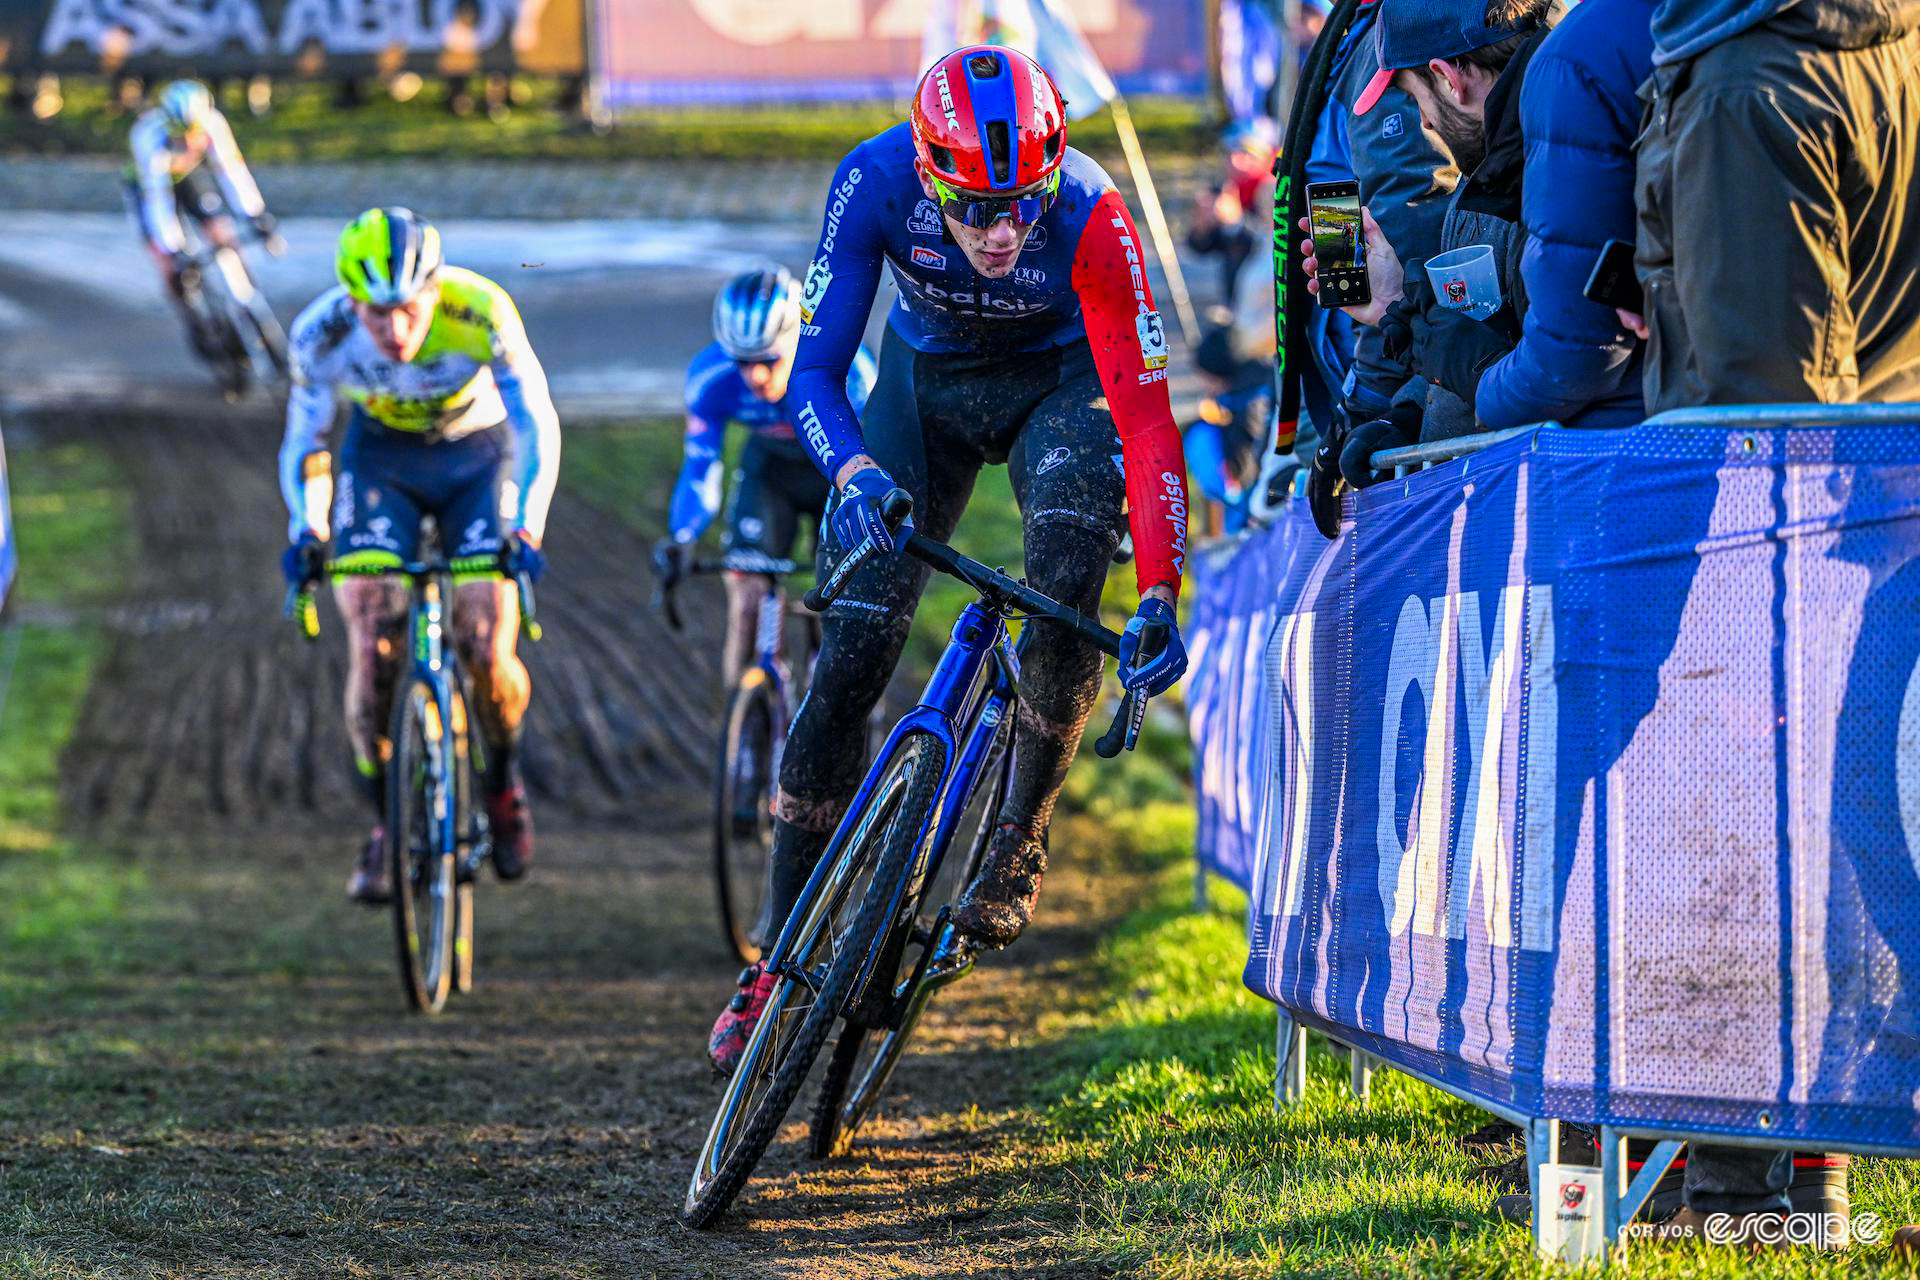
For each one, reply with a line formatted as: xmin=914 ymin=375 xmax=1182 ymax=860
xmin=712 ymin=267 xmax=801 ymax=362
xmin=157 ymin=79 xmax=215 ymax=134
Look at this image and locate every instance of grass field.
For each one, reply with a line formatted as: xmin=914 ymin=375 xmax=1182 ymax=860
xmin=0 ymin=75 xmax=1219 ymax=165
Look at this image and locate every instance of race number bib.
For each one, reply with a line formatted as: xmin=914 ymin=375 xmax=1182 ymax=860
xmin=801 ymin=258 xmax=833 ymax=323
xmin=1136 ymin=310 xmax=1169 ymax=370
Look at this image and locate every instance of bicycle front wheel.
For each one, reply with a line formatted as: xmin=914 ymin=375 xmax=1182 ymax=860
xmin=810 ymin=711 xmax=1013 ymax=1159
xmin=714 ymin=673 xmax=778 ymax=965
xmin=681 ymin=730 xmax=948 ymax=1229
xmin=388 ymin=677 xmax=458 ymax=1013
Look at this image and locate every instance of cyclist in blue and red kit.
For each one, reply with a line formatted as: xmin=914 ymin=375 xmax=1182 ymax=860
xmin=654 ymin=267 xmax=877 ymax=685
xmin=708 ymin=45 xmax=1191 ymax=1074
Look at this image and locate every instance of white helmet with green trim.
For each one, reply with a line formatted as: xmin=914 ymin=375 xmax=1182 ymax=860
xmin=335 ymin=207 xmax=444 ymax=307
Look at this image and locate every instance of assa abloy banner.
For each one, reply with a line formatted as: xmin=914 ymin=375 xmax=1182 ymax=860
xmin=2 ymin=0 xmax=584 ymax=75
xmin=1200 ymin=420 xmax=1920 ymax=1153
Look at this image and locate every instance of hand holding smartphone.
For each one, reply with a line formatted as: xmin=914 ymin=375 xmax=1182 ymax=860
xmin=1306 ymin=181 xmax=1372 ymax=309
xmin=1582 ymin=239 xmax=1643 ymax=312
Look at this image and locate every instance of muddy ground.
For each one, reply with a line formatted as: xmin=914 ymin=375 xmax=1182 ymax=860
xmin=2 ymin=406 xmax=1134 ymax=1279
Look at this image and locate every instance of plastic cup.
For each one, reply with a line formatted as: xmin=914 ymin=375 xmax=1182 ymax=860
xmin=1424 ymin=244 xmax=1501 ymax=320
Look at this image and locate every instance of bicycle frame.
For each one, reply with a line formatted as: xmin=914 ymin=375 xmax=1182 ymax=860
xmin=764 ymin=597 xmax=1020 ymax=1014
xmin=396 ymin=565 xmax=486 ymax=876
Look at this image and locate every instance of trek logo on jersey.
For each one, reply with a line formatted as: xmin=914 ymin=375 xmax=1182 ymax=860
xmin=908 ymin=199 xmax=943 ymax=236
xmin=934 ymin=65 xmax=960 ymax=129
xmin=1159 ymin=470 xmax=1188 ymax=574
xmin=1011 ymin=265 xmax=1046 ymax=287
xmin=910 ymin=246 xmax=947 ymax=270
xmin=1136 ymin=310 xmax=1169 ymax=370
xmin=821 ymin=167 xmax=863 ymax=254
xmin=1022 ymin=224 xmax=1048 ymax=250
xmin=800 ymin=258 xmax=833 ymax=323
xmin=1036 ymin=446 xmax=1071 ymax=476
xmin=797 ymin=400 xmax=833 ymax=462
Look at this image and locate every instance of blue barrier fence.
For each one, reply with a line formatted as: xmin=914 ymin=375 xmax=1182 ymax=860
xmin=1188 ymin=406 xmax=1920 ymax=1252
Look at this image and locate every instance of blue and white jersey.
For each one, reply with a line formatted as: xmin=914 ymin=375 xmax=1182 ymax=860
xmin=669 ymin=341 xmax=876 ymax=542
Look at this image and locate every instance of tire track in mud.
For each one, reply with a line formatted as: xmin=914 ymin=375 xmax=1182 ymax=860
xmin=46 ymin=405 xmax=723 ymax=837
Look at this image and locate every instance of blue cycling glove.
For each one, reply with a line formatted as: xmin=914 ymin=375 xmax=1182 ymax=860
xmin=282 ymin=532 xmax=325 ymax=591
xmin=1117 ymin=597 xmax=1188 ymax=696
xmin=830 ymin=466 xmax=912 ymax=557
xmin=505 ymin=531 xmax=547 ymax=585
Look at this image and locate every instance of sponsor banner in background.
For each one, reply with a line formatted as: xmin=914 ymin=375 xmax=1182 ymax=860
xmin=594 ymin=0 xmax=1205 ymax=107
xmin=1195 ymin=422 xmax=1920 ymax=1153
xmin=1 ymin=0 xmax=584 ymax=75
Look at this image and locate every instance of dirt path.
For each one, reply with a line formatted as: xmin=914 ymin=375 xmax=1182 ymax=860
xmin=5 ymin=405 xmax=1126 ymax=1279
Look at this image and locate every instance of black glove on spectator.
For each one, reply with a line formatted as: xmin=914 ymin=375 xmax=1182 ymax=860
xmin=1338 ymin=400 xmax=1425 ymax=489
xmin=1410 ymin=305 xmax=1516 ymax=411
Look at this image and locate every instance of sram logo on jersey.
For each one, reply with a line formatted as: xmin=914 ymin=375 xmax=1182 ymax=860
xmin=821 ymin=166 xmax=863 ymax=254
xmin=910 ymin=246 xmax=946 ymax=270
xmin=800 ymin=258 xmax=833 ymax=322
xmin=1159 ymin=470 xmax=1188 ymax=574
xmin=933 ymin=65 xmax=960 ymax=129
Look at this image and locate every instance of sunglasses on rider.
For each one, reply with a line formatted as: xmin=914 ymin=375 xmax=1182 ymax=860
xmin=928 ymin=171 xmax=1061 ymax=230
xmin=733 ymin=356 xmax=780 ymax=370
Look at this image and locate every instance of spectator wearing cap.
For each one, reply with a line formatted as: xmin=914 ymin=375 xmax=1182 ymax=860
xmin=1297 ymin=0 xmax=1556 ymax=530
xmin=1636 ymin=0 xmax=1920 ymax=408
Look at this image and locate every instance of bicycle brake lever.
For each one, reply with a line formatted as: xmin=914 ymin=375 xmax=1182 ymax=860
xmin=803 ymin=534 xmax=876 ymax=612
xmin=515 ymin=570 xmax=543 ymax=643
xmin=282 ymin=582 xmax=320 ymax=642
xmin=1094 ymin=687 xmax=1144 ymax=758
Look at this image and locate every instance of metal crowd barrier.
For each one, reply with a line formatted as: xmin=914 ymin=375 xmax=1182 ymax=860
xmin=1265 ymin=402 xmax=1920 ymax=1264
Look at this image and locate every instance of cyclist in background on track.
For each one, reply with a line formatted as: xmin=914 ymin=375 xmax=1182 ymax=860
xmin=708 ymin=45 xmax=1191 ymax=1075
xmin=125 ymin=79 xmax=282 ymax=362
xmin=653 ymin=267 xmax=878 ymax=685
xmin=276 ymin=208 xmax=560 ymax=904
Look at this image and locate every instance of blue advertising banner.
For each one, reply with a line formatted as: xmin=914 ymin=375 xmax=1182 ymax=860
xmin=1218 ymin=421 xmax=1920 ymax=1154
xmin=0 ymin=422 xmax=14 ymax=612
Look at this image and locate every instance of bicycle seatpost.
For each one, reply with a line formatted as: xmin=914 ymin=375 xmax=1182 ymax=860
xmin=804 ymin=488 xmax=913 ymax=613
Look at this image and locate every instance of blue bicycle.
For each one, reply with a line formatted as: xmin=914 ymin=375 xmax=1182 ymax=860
xmin=287 ymin=540 xmax=540 ymax=1014
xmin=681 ymin=491 xmax=1160 ymax=1226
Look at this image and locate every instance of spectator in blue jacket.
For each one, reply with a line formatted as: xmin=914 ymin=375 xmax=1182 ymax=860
xmin=1471 ymin=0 xmax=1652 ymax=429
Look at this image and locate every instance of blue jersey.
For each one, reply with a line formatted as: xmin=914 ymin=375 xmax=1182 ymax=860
xmin=787 ymin=122 xmax=1191 ymax=592
xmin=669 ymin=341 xmax=875 ymax=542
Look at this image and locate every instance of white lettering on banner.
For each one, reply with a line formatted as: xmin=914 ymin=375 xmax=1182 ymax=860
xmin=39 ymin=0 xmax=515 ymax=57
xmin=1521 ymin=583 xmax=1557 ymax=951
xmin=1277 ymin=609 xmax=1316 ymax=917
xmin=1376 ymin=584 xmax=1553 ymax=952
xmin=685 ymin=0 xmax=857 ymax=46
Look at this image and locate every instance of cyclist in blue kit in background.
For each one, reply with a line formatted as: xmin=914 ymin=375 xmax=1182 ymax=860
xmin=654 ymin=268 xmax=877 ymax=684
xmin=707 ymin=45 xmax=1192 ymax=1075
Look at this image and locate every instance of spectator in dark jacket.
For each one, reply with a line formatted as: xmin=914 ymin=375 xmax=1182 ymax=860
xmin=1636 ymin=0 xmax=1920 ymax=408
xmin=1472 ymin=0 xmax=1652 ymax=429
xmin=1631 ymin=0 xmax=1920 ymax=1245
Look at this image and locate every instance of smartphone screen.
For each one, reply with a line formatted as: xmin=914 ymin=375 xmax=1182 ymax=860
xmin=1306 ymin=181 xmax=1370 ymax=308
xmin=1309 ymin=185 xmax=1361 ymax=270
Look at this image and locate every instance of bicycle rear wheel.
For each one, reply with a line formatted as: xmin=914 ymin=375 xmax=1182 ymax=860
xmin=388 ymin=677 xmax=457 ymax=1013
xmin=681 ymin=730 xmax=948 ymax=1229
xmin=809 ymin=712 xmax=1014 ymax=1159
xmin=714 ymin=673 xmax=778 ymax=965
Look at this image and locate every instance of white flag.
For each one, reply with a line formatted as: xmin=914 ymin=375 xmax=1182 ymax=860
xmin=924 ymin=0 xmax=1119 ymax=120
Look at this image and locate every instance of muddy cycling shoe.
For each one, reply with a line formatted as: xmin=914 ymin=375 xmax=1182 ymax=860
xmin=708 ymin=963 xmax=778 ymax=1077
xmin=346 ymin=825 xmax=390 ymax=905
xmin=486 ymin=781 xmax=534 ymax=882
xmin=951 ymin=822 xmax=1048 ymax=948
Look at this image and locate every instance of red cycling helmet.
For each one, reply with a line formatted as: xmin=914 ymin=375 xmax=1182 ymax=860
xmin=912 ymin=45 xmax=1068 ymax=197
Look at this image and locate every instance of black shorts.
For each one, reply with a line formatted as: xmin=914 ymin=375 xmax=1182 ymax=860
xmin=331 ymin=412 xmax=509 ymax=574
xmin=821 ymin=326 xmax=1126 ymax=620
xmin=725 ymin=436 xmax=831 ymax=560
